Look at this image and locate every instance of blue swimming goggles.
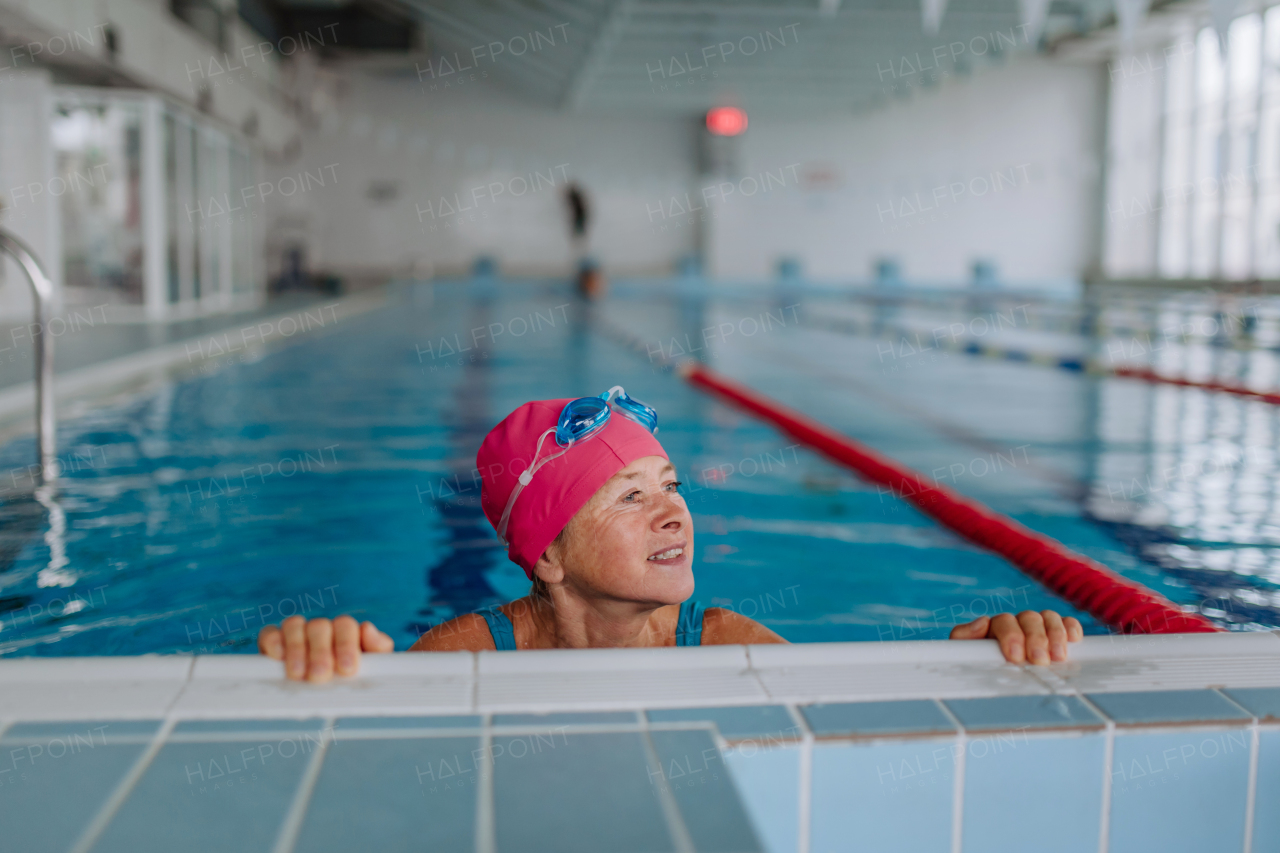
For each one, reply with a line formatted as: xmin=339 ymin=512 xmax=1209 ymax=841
xmin=496 ymin=386 xmax=658 ymax=545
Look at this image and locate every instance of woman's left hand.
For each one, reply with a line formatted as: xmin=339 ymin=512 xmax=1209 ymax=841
xmin=949 ymin=610 xmax=1083 ymax=664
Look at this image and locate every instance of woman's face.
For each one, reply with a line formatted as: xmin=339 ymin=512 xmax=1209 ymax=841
xmin=540 ymin=454 xmax=694 ymax=605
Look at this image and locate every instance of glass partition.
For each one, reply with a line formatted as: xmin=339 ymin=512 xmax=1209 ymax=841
xmin=229 ymin=145 xmax=257 ymax=294
xmin=51 ymin=97 xmax=145 ymax=305
xmin=54 ymin=87 xmax=261 ymax=316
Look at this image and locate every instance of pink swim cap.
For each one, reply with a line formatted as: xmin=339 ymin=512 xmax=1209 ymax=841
xmin=477 ymin=398 xmax=668 ymax=579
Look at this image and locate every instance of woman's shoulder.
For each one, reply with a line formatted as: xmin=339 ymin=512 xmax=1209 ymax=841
xmin=700 ymin=606 xmax=787 ymax=645
xmin=408 ymin=612 xmax=497 ymax=651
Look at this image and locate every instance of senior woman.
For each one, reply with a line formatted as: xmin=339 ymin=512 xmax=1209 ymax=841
xmin=259 ymin=388 xmax=1082 ymax=682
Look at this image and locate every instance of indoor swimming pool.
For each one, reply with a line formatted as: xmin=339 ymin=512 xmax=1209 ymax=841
xmin=1 ymin=279 xmax=1278 ymax=658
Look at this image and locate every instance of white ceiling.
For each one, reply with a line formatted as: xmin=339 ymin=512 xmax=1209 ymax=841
xmin=396 ymin=0 xmax=1125 ymax=116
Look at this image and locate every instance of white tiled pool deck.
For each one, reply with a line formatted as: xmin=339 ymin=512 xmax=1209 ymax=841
xmin=2 ymin=633 xmax=1279 ymax=853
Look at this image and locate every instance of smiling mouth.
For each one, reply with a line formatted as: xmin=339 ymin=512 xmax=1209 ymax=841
xmin=647 ymin=547 xmax=685 ymax=561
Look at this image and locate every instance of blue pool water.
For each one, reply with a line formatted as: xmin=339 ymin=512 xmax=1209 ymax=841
xmin=0 ymin=280 xmax=1277 ymax=656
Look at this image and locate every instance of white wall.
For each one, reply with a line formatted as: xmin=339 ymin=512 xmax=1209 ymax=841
xmin=271 ymin=55 xmax=1109 ymax=288
xmin=0 ymin=70 xmax=58 ymax=319
xmin=268 ymin=74 xmax=700 ymax=279
xmin=0 ymin=0 xmax=298 ymax=148
xmin=706 ymin=56 xmax=1108 ymax=289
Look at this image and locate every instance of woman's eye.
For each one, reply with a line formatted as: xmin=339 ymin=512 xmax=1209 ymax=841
xmin=622 ymin=490 xmax=641 ymax=502
xmin=666 ymin=481 xmax=683 ymax=491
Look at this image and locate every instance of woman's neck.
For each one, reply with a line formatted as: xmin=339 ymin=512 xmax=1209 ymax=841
xmin=509 ymin=590 xmax=672 ymax=649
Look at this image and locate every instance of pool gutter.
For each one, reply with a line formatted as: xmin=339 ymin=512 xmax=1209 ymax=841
xmin=2 ymin=632 xmax=1276 ymax=721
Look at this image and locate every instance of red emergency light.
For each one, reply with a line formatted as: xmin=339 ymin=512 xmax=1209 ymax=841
xmin=706 ymin=107 xmax=747 ymax=136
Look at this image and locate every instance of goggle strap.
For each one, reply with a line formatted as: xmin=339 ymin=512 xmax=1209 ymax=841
xmin=495 ymin=387 xmax=655 ymax=547
xmin=495 ymin=428 xmax=572 ymax=546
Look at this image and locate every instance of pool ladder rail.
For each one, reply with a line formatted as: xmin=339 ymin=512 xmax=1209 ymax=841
xmin=0 ymin=227 xmax=57 ymax=483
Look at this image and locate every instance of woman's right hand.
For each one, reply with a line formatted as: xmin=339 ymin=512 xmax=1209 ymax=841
xmin=257 ymin=615 xmax=394 ymax=683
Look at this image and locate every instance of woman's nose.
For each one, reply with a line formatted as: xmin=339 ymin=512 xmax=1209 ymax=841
xmin=655 ymin=498 xmax=684 ymax=529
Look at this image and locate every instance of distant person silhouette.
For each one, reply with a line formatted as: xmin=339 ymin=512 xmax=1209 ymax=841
xmin=566 ymin=183 xmax=589 ymax=241
xmin=564 ymin=182 xmax=604 ymax=299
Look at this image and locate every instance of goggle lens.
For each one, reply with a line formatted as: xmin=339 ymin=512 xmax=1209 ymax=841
xmin=556 ymin=396 xmax=610 ymax=445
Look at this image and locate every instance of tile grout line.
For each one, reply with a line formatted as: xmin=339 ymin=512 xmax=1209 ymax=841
xmin=67 ymin=716 xmax=179 ymax=853
xmin=786 ymin=704 xmax=813 ymax=853
xmin=1074 ymin=693 xmax=1115 ymax=853
xmin=471 ymin=652 xmax=480 ymax=715
xmin=475 ymin=714 xmax=495 ymax=853
xmin=1216 ymin=689 xmax=1263 ymax=853
xmin=798 ymin=739 xmax=813 ymax=853
xmin=270 ymin=715 xmax=336 ymax=853
xmin=639 ymin=711 xmax=696 ymax=853
xmin=933 ymin=699 xmax=966 ymax=853
xmin=1243 ymin=722 xmax=1259 ymax=853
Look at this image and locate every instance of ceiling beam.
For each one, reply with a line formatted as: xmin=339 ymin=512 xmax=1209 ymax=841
xmin=561 ymin=0 xmax=635 ymax=110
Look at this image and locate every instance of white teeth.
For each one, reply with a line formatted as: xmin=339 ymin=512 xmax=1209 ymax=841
xmin=648 ymin=548 xmax=683 ymax=560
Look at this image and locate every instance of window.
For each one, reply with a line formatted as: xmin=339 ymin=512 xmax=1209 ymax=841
xmin=1105 ymin=8 xmax=1280 ymax=280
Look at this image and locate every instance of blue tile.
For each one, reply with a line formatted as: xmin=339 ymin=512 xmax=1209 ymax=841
xmin=89 ymin=736 xmax=325 ymax=852
xmin=0 ymin=737 xmax=151 ymax=852
xmin=3 ymin=720 xmax=161 ymax=740
xmin=492 ymin=731 xmax=673 ymax=853
xmin=1086 ymin=690 xmax=1252 ymax=726
xmin=293 ymin=735 xmax=478 ymax=853
xmin=802 ymin=700 xmax=956 ymax=738
xmin=723 ymin=744 xmax=800 ymax=853
xmin=491 ymin=711 xmax=637 ymax=727
xmin=648 ymin=729 xmax=764 ymax=852
xmin=1254 ymin=730 xmax=1280 ymax=851
xmin=811 ymin=739 xmax=955 ymax=853
xmin=1221 ymin=687 xmax=1280 ymax=722
xmin=172 ymin=717 xmax=327 ymax=734
xmin=1109 ymin=730 xmax=1251 ymax=852
xmin=335 ymin=715 xmax=481 ymax=730
xmin=963 ymin=733 xmax=1105 ymax=853
xmin=944 ymin=695 xmax=1103 ymax=732
xmin=647 ymin=706 xmax=800 ymax=740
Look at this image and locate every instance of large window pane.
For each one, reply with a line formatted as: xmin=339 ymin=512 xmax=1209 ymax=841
xmin=164 ymin=112 xmax=181 ymax=304
xmin=229 ymin=145 xmax=256 ymax=294
xmin=1158 ymin=26 xmax=1197 ymax=277
xmin=196 ymin=129 xmax=222 ymax=302
xmin=1220 ymin=14 xmax=1262 ymax=278
xmin=1191 ymin=26 xmax=1225 ymax=277
xmin=1255 ymin=6 xmax=1280 ymax=276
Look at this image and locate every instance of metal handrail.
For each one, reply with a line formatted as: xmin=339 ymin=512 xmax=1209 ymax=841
xmin=0 ymin=228 xmax=56 ymax=482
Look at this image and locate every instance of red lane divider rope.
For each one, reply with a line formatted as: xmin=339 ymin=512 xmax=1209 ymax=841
xmin=680 ymin=361 xmax=1220 ymax=635
xmin=1111 ymin=366 xmax=1280 ymax=405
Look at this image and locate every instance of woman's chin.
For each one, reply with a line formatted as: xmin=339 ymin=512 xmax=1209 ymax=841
xmin=641 ymin=558 xmax=695 ymax=602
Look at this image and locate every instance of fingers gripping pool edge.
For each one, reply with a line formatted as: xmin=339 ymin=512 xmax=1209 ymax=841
xmin=679 ymin=361 xmax=1220 ymax=635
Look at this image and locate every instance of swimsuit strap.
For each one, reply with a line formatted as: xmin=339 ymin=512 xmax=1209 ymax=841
xmin=479 ymin=601 xmax=703 ymax=650
xmin=478 ymin=605 xmax=517 ymax=651
xmin=676 ymin=600 xmax=705 ymax=647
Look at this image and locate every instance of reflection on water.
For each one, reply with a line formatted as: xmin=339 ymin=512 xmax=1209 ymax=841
xmin=414 ymin=297 xmax=502 ymax=636
xmin=0 ymin=281 xmax=1277 ymax=656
